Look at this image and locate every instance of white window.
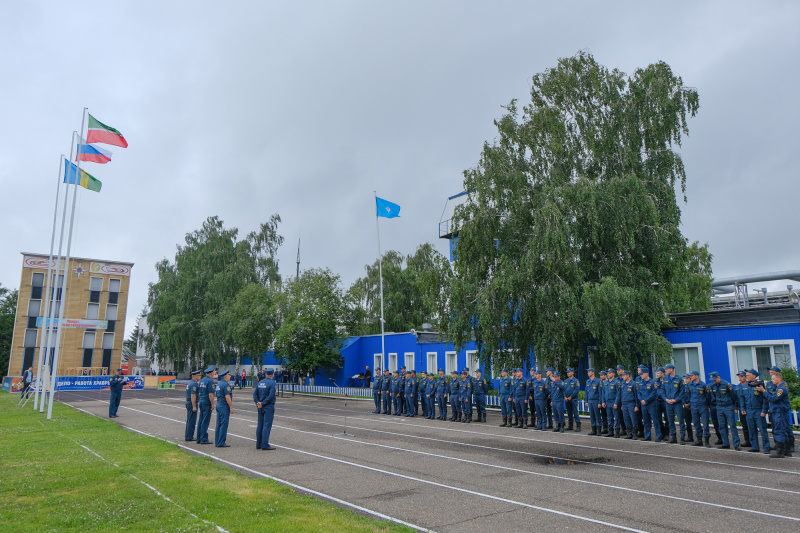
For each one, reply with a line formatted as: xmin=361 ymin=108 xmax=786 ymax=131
xmin=466 ymin=350 xmax=479 ymax=374
xmin=90 ymin=277 xmax=103 ymax=291
xmin=83 ymin=331 xmax=96 ymax=349
xmin=427 ymin=352 xmax=437 ymax=374
xmin=404 ymin=352 xmax=415 ymax=371
xmin=28 ymin=300 xmax=41 ymax=317
xmin=24 ymin=329 xmax=37 ymax=348
xmin=671 ymin=343 xmax=704 ymax=378
xmin=105 ymin=304 xmax=118 ymax=321
xmin=374 ymin=353 xmax=383 ymax=373
xmin=445 ymin=351 xmax=457 ymax=375
xmin=727 ymin=340 xmax=797 ymax=380
xmin=86 ymin=303 xmax=99 ymax=320
xmin=102 ymin=332 xmax=114 ymax=350
xmin=108 ymin=279 xmax=121 ymax=293
xmin=388 ymin=353 xmax=397 ymax=372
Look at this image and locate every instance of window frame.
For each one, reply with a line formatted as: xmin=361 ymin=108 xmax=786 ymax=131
xmin=445 ymin=351 xmax=457 ymax=376
xmin=726 ymin=339 xmax=797 ymax=380
xmin=670 ymin=342 xmax=705 ymax=378
xmin=427 ymin=352 xmax=437 ymax=374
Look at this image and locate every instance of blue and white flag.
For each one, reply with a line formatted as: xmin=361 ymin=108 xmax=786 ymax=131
xmin=376 ymin=196 xmax=401 ymax=218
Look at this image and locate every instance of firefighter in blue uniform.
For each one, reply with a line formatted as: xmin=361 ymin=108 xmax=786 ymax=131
xmin=549 ymin=371 xmax=566 ymax=432
xmin=654 ymin=367 xmax=668 ymax=440
xmin=214 ymin=370 xmax=233 ymax=447
xmin=598 ymin=371 xmax=609 ymax=434
xmin=253 ymin=368 xmax=277 ymax=450
xmin=411 ymin=370 xmax=420 ymax=415
xmin=636 ymin=365 xmax=661 ymax=442
xmin=532 ymin=369 xmax=548 ymax=430
xmin=662 ymin=363 xmax=686 ymax=444
xmin=449 ymin=370 xmax=462 ymax=422
xmin=424 ymin=371 xmax=437 ymax=419
xmin=602 ymin=368 xmax=621 ymax=438
xmin=185 ymin=369 xmax=202 ymax=440
xmin=619 ymin=370 xmax=638 ymax=440
xmin=564 ymin=367 xmax=581 ymax=432
xmin=758 ymin=366 xmax=792 ymax=458
xmin=512 ymin=368 xmax=529 ymax=429
xmin=459 ymin=369 xmax=473 ymax=423
xmin=196 ymin=365 xmax=217 ymax=444
xmin=733 ymin=370 xmax=752 ymax=449
xmin=391 ymin=370 xmax=402 ymax=415
xmin=419 ymin=371 xmax=429 ymax=418
xmin=404 ymin=370 xmax=416 ymax=417
xmin=708 ymin=371 xmax=740 ymax=450
xmin=436 ymin=369 xmax=448 ymax=420
xmin=372 ymin=368 xmax=383 ymax=413
xmin=473 ymin=368 xmax=488 ymax=423
xmin=398 ymin=366 xmax=406 ymax=415
xmin=381 ymin=369 xmax=391 ymax=414
xmin=615 ymin=365 xmax=629 ymax=436
xmin=498 ymin=368 xmax=512 ymax=427
xmin=544 ymin=367 xmax=555 ymax=428
xmin=585 ymin=368 xmax=602 ymax=435
xmin=742 ymin=369 xmax=770 ymax=453
xmin=108 ymin=369 xmax=126 ymax=418
xmin=687 ymin=370 xmax=712 ymax=447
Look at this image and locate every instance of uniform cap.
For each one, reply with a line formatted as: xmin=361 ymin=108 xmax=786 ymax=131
xmin=607 ymin=368 xmax=616 ymax=373
xmin=451 ymin=370 xmax=458 ymax=375
xmin=191 ymin=370 xmax=202 ymax=375
xmin=665 ymin=363 xmax=675 ymax=369
xmin=218 ymin=370 xmax=230 ymax=377
xmin=375 ymin=368 xmax=381 ymax=371
xmin=736 ymin=370 xmax=746 ymax=377
xmin=599 ymin=370 xmax=607 ymax=375
xmin=461 ymin=369 xmax=468 ymax=374
xmin=411 ymin=370 xmax=416 ymax=374
xmin=204 ymin=365 xmax=216 ymax=373
xmin=637 ymin=364 xmax=647 ymax=371
xmin=708 ymin=371 xmax=719 ymax=379
xmin=546 ymin=367 xmax=554 ymax=372
xmin=438 ymin=368 xmax=444 ymax=372
xmin=384 ymin=369 xmax=390 ymax=372
xmin=616 ymin=365 xmax=624 ymax=370
xmin=501 ymin=368 xmax=508 ymax=373
xmin=400 ymin=365 xmax=406 ymax=369
xmin=553 ymin=371 xmax=561 ymax=377
xmin=265 ymin=368 xmax=274 ymax=375
xmin=116 ymin=368 xmax=123 ymax=373
xmin=586 ymin=367 xmax=595 ymax=372
xmin=746 ymin=369 xmax=759 ymax=376
xmin=690 ymin=370 xmax=700 ymax=376
xmin=768 ymin=365 xmax=782 ymax=373
xmin=656 ymin=367 xmax=665 ymax=373
xmin=534 ymin=369 xmax=541 ymax=374
xmin=620 ymin=370 xmax=629 ymax=376
xmin=567 ymin=367 xmax=575 ymax=372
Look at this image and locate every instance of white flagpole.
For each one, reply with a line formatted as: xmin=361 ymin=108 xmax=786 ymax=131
xmin=48 ymin=109 xmax=87 ymax=419
xmin=33 ymin=155 xmax=65 ymax=410
xmin=374 ymin=192 xmax=385 ymax=371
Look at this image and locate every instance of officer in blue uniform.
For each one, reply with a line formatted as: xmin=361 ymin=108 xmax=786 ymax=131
xmin=531 ymin=369 xmax=548 ymax=430
xmin=449 ymin=370 xmax=462 ymax=422
xmin=398 ymin=366 xmax=406 ymax=415
xmin=602 ymin=369 xmax=621 ymax=437
xmin=436 ymin=369 xmax=448 ymax=420
xmin=662 ymin=363 xmax=685 ymax=444
xmin=404 ymin=370 xmax=416 ymax=417
xmin=549 ymin=371 xmax=566 ymax=432
xmin=544 ymin=367 xmax=555 ymax=428
xmin=391 ymin=370 xmax=402 ymax=415
xmin=185 ymin=369 xmax=202 ymax=441
xmin=733 ymin=370 xmax=752 ymax=448
xmin=381 ymin=369 xmax=392 ymax=414
xmin=619 ymin=370 xmax=638 ymax=440
xmin=511 ymin=368 xmax=529 ymax=429
xmin=372 ymin=368 xmax=383 ymax=414
xmin=687 ymin=370 xmax=712 ymax=447
xmin=411 ymin=370 xmax=420 ymax=415
xmin=196 ymin=365 xmax=217 ymax=444
xmin=473 ymin=368 xmax=488 ymax=423
xmin=681 ymin=374 xmax=695 ymax=442
xmin=108 ymin=369 xmax=126 ymax=418
xmin=419 ymin=371 xmax=429 ymax=418
xmin=585 ymin=368 xmax=602 ymax=435
xmin=214 ymin=370 xmax=233 ymax=447
xmin=459 ymin=369 xmax=473 ymax=423
xmin=498 ymin=368 xmax=512 ymax=427
xmin=615 ymin=365 xmax=629 ymax=437
xmin=564 ymin=367 xmax=581 ymax=432
xmin=636 ymin=366 xmax=661 ymax=442
xmin=708 ymin=371 xmax=740 ymax=450
xmin=424 ymin=371 xmax=437 ymax=419
xmin=654 ymin=367 xmax=668 ymax=440
xmin=758 ymin=366 xmax=792 ymax=458
xmin=742 ymin=369 xmax=770 ymax=453
xmin=253 ymin=368 xmax=277 ymax=450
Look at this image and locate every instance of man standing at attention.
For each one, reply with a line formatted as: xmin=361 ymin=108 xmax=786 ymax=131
xmin=254 ymin=368 xmax=277 ymax=450
xmin=214 ymin=370 xmax=233 ymax=447
xmin=185 ymin=369 xmax=202 ymax=441
xmin=196 ymin=365 xmax=217 ymax=445
xmin=108 ymin=369 xmax=126 ymax=418
xmin=564 ymin=367 xmax=581 ymax=432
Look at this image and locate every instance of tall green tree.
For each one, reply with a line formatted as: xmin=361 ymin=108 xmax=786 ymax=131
xmin=274 ymin=268 xmax=345 ymax=380
xmin=0 ymin=285 xmax=18 ymax=375
xmin=446 ymin=52 xmax=711 ymax=372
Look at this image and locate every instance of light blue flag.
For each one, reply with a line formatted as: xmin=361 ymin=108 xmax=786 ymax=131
xmin=376 ymin=196 xmax=401 ymax=218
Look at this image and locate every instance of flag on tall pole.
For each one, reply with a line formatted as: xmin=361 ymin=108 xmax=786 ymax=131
xmin=86 ymin=114 xmax=128 ymax=148
xmin=374 ymin=194 xmax=401 ymax=374
xmin=75 ymin=142 xmax=112 ymax=163
xmin=376 ymin=197 xmax=401 ymax=218
xmin=63 ymin=160 xmax=102 ymax=192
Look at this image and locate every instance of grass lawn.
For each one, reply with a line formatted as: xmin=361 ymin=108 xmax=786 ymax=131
xmin=0 ymin=393 xmax=412 ymax=533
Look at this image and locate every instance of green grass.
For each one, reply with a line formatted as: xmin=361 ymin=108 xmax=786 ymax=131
xmin=0 ymin=393 xmax=412 ymax=533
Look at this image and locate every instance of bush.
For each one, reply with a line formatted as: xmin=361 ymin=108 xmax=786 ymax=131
xmin=791 ymin=396 xmax=800 ymax=412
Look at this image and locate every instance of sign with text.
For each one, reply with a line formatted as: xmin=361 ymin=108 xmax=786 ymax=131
xmin=54 ymin=376 xmax=144 ymax=391
xmin=37 ymin=318 xmax=108 ymax=329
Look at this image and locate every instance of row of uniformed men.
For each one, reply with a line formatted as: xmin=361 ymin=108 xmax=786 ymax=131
xmin=184 ymin=366 xmax=278 ymax=450
xmin=371 ymin=367 xmax=490 ymax=422
xmin=373 ymin=363 xmax=795 ymax=459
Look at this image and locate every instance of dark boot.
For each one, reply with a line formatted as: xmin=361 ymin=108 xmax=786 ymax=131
xmin=680 ymin=437 xmax=686 ymax=445
xmin=552 ymin=424 xmax=559 ymax=432
xmin=500 ymin=416 xmax=508 ymax=427
xmin=624 ymin=432 xmax=633 ymax=440
xmin=686 ymin=426 xmax=694 ymax=441
xmin=770 ymin=442 xmax=786 ymax=459
xmin=520 ymin=419 xmax=527 ymax=429
xmin=669 ymin=434 xmax=677 ymax=444
xmin=741 ymin=439 xmax=752 ymax=448
xmin=704 ymin=436 xmax=711 ymax=448
xmin=511 ymin=416 xmax=519 ymax=427
xmin=601 ymin=424 xmax=608 ymax=435
xmin=631 ymin=433 xmax=638 ymax=441
xmin=714 ymin=434 xmax=722 ymax=446
xmin=559 ymin=424 xmax=565 ymax=433
xmin=576 ymin=425 xmax=581 ymax=433
xmin=620 ymin=428 xmax=627 ymax=437
xmin=604 ymin=427 xmax=615 ymax=437
xmin=567 ymin=423 xmax=574 ymax=431
xmin=482 ymin=413 xmax=487 ymax=423
xmin=614 ymin=428 xmax=620 ymax=438
xmin=589 ymin=427 xmax=597 ymax=436
xmin=786 ymin=443 xmax=794 ymax=458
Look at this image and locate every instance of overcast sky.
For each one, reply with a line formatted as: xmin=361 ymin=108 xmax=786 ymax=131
xmin=2 ymin=1 xmax=798 ymax=337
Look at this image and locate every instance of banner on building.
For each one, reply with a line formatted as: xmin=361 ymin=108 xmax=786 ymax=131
xmin=54 ymin=376 xmax=144 ymax=391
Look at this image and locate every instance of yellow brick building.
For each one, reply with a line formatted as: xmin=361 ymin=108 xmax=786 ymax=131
xmin=6 ymin=253 xmax=133 ymax=376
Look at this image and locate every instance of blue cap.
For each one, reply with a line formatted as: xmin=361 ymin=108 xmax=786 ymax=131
xmin=411 ymin=369 xmax=416 ymax=374
xmin=204 ymin=365 xmax=216 ymax=373
xmin=747 ymin=369 xmax=759 ymax=376
xmin=451 ymin=370 xmax=458 ymax=375
xmin=546 ymin=367 xmax=554 ymax=372
xmin=438 ymin=368 xmax=444 ymax=372
xmin=665 ymin=363 xmax=675 ymax=369
xmin=690 ymin=370 xmax=700 ymax=376
xmin=475 ymin=368 xmax=482 ymax=373
xmin=534 ymin=369 xmax=541 ymax=374
xmin=708 ymin=371 xmax=719 ymax=379
xmin=218 ymin=370 xmax=230 ymax=377
xmin=400 ymin=365 xmax=406 ymax=369
xmin=501 ymin=368 xmax=508 ymax=373
xmin=616 ymin=365 xmax=624 ymax=370
xmin=384 ymin=368 xmax=390 ymax=372
xmin=375 ymin=367 xmax=381 ymax=371
xmin=637 ymin=364 xmax=647 ymax=371
xmin=463 ymin=368 xmax=470 ymax=373
xmin=599 ymin=370 xmax=607 ymax=375
xmin=265 ymin=368 xmax=274 ymax=375
xmin=553 ymin=371 xmax=561 ymax=377
xmin=567 ymin=367 xmax=575 ymax=372
xmin=768 ymin=366 xmax=781 ymax=373
xmin=736 ymin=370 xmax=746 ymax=377
xmin=607 ymin=368 xmax=616 ymax=373
xmin=191 ymin=369 xmax=202 ymax=375
xmin=587 ymin=367 xmax=595 ymax=372
xmin=656 ymin=367 xmax=665 ymax=373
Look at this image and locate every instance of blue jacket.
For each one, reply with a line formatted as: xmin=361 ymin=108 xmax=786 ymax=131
xmin=436 ymin=376 xmax=448 ymax=396
xmin=709 ymin=379 xmax=738 ymax=409
xmin=585 ymin=378 xmax=601 ymax=402
xmin=185 ymin=380 xmax=199 ymax=407
xmin=109 ymin=375 xmax=126 ymax=395
xmin=381 ymin=374 xmax=391 ymax=391
xmin=563 ymin=377 xmax=580 ymax=400
xmin=739 ymin=383 xmax=768 ymax=415
xmin=603 ymin=378 xmax=621 ymax=406
xmin=660 ymin=374 xmax=683 ymax=401
xmin=473 ymin=377 xmax=488 ymax=397
xmin=764 ymin=382 xmax=790 ymax=413
xmin=197 ymin=376 xmax=215 ymax=404
xmin=636 ymin=378 xmax=658 ymax=405
xmin=498 ymin=376 xmax=512 ymax=397
xmin=549 ymin=380 xmax=565 ymax=404
xmin=687 ymin=380 xmax=711 ymax=409
xmin=372 ymin=375 xmax=383 ymax=392
xmin=253 ymin=377 xmax=276 ymax=406
xmin=531 ymin=378 xmax=547 ymax=401
xmin=620 ymin=379 xmax=637 ymax=404
xmin=450 ymin=378 xmax=461 ymax=396
xmin=460 ymin=378 xmax=473 ymax=399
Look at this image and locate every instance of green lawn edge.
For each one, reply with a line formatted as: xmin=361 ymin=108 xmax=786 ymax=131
xmin=0 ymin=392 xmax=413 ymax=533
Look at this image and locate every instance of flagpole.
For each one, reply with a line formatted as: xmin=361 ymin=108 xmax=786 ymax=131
xmin=374 ymin=192 xmax=386 ymax=372
xmin=48 ymin=109 xmax=87 ymax=419
xmin=33 ymin=155 xmax=65 ymax=410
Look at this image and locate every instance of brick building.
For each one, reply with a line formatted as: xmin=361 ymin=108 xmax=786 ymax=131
xmin=6 ymin=253 xmax=133 ymax=376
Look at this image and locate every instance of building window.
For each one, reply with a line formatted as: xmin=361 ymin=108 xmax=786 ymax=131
xmin=445 ymin=351 xmax=457 ymax=375
xmin=102 ymin=349 xmax=112 ymax=370
xmin=82 ymin=331 xmax=96 ymax=368
xmin=90 ymin=277 xmax=102 ymax=303
xmin=27 ymin=316 xmax=37 ymax=328
xmin=28 ymin=299 xmax=41 ymax=317
xmin=31 ymin=272 xmax=44 ymax=300
xmin=427 ymin=352 xmax=437 ymax=374
xmin=106 ymin=304 xmax=118 ymax=321
xmin=102 ymin=334 xmax=114 ymax=371
xmin=374 ymin=354 xmax=383 ymax=374
xmin=388 ymin=353 xmax=397 ymax=372
xmin=106 ymin=320 xmax=116 ymax=332
xmin=404 ymin=352 xmax=415 ymax=371
xmin=466 ymin=350 xmax=478 ymax=374
xmin=23 ymin=347 xmax=35 ymax=373
xmin=671 ymin=343 xmax=704 ymax=378
xmin=109 ymin=279 xmax=120 ymax=304
xmin=727 ymin=340 xmax=797 ymax=379
xmin=24 ymin=329 xmax=37 ymax=348
xmin=50 ymin=274 xmax=64 ymax=300
xmin=87 ymin=303 xmax=99 ymax=320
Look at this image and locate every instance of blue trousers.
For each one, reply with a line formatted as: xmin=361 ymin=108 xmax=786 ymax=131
xmin=665 ymin=401 xmax=685 ymax=437
xmin=421 ymin=395 xmax=429 ymax=417
xmin=437 ymin=395 xmax=447 ymax=419
xmin=405 ymin=394 xmax=415 ymax=416
xmin=513 ymin=398 xmax=526 ymax=419
xmin=382 ymin=392 xmax=391 ymax=413
xmin=185 ymin=404 xmax=197 ymax=440
xmin=771 ymin=408 xmax=788 ymax=443
xmin=451 ymin=396 xmax=460 ymax=414
xmin=109 ymin=392 xmax=121 ymax=417
xmin=606 ymin=404 xmax=620 ymax=429
xmin=622 ymin=403 xmax=637 ymax=432
xmin=474 ymin=395 xmax=486 ymax=415
xmin=587 ymin=400 xmax=601 ymax=427
xmin=256 ymin=404 xmax=275 ymax=449
xmin=500 ymin=396 xmax=511 ymax=418
xmin=399 ymin=393 xmax=406 ymax=414
xmin=746 ymin=412 xmax=770 ymax=451
xmin=641 ymin=402 xmax=661 ymax=440
xmin=566 ymin=399 xmax=580 ymax=428
xmin=197 ymin=402 xmax=212 ymax=443
xmin=462 ymin=397 xmax=472 ymax=416
xmin=535 ymin=399 xmax=547 ymax=428
xmin=373 ymin=391 xmax=381 ymax=412
xmin=214 ymin=403 xmax=230 ymax=447
xmin=552 ymin=401 xmax=565 ymax=425
xmin=691 ymin=407 xmax=710 ymax=438
xmin=716 ymin=406 xmax=740 ymax=447
xmin=393 ymin=394 xmax=402 ymax=414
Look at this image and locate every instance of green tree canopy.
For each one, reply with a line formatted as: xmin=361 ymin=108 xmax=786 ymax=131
xmin=1 ymin=285 xmax=19 ymax=375
xmin=446 ymin=52 xmax=712 ymax=372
